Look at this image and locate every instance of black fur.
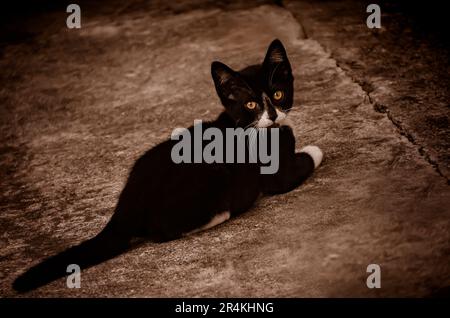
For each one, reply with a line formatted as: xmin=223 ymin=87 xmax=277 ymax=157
xmin=13 ymin=39 xmax=317 ymax=293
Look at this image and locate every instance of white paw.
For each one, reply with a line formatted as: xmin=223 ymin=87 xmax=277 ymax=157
xmin=300 ymin=145 xmax=323 ymax=169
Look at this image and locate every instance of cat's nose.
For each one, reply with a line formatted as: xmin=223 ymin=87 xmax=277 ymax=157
xmin=262 ymin=93 xmax=271 ymax=107
xmin=267 ymin=105 xmax=278 ymax=121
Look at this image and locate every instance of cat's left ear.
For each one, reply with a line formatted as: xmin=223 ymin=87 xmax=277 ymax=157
xmin=263 ymin=39 xmax=293 ymax=81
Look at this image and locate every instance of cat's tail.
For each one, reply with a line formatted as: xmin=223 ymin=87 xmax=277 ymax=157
xmin=12 ymin=220 xmax=131 ymax=293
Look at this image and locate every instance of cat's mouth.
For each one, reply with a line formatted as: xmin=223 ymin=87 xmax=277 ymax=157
xmin=254 ymin=123 xmax=283 ymax=129
xmin=254 ymin=108 xmax=289 ymax=128
xmin=254 ymin=117 xmax=288 ymax=129
xmin=254 ymin=120 xmax=288 ymax=129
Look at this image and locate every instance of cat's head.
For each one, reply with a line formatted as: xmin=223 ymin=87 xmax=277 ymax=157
xmin=211 ymin=39 xmax=294 ymax=128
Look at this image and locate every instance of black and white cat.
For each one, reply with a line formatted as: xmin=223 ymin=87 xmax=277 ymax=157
xmin=13 ymin=39 xmax=323 ymax=292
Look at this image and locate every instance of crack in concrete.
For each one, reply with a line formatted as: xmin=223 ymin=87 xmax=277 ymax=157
xmin=282 ymin=5 xmax=449 ymax=185
xmin=347 ymin=66 xmax=448 ymax=184
xmin=343 ymin=57 xmax=449 ymax=184
xmin=372 ymin=101 xmax=449 ymax=185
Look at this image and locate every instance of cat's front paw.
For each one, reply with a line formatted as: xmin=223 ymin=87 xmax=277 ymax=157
xmin=300 ymin=145 xmax=323 ymax=169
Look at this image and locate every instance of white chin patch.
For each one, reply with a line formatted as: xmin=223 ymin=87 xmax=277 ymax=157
xmin=256 ymin=109 xmax=289 ymax=128
xmin=256 ymin=111 xmax=273 ymax=128
xmin=300 ymin=145 xmax=323 ymax=169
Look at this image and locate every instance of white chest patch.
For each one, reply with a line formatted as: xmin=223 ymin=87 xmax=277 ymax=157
xmin=186 ymin=211 xmax=231 ymax=235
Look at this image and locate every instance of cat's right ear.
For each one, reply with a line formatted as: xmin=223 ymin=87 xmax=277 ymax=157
xmin=211 ymin=61 xmax=235 ymax=87
xmin=211 ymin=61 xmax=239 ymax=102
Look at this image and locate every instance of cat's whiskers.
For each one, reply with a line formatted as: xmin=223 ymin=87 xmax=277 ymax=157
xmin=244 ymin=120 xmax=258 ymax=130
xmin=249 ymin=127 xmax=259 ymax=161
xmin=284 ymin=107 xmax=302 ymax=114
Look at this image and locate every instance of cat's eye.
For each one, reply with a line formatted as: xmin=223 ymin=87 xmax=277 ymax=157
xmin=273 ymin=90 xmax=284 ymax=101
xmin=245 ymin=101 xmax=257 ymax=110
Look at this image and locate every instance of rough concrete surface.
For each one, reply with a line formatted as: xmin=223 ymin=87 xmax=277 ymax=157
xmin=0 ymin=1 xmax=449 ymax=297
xmin=285 ymin=0 xmax=450 ymax=180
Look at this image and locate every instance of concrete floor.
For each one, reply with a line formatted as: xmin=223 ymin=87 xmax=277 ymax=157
xmin=0 ymin=0 xmax=449 ymax=297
